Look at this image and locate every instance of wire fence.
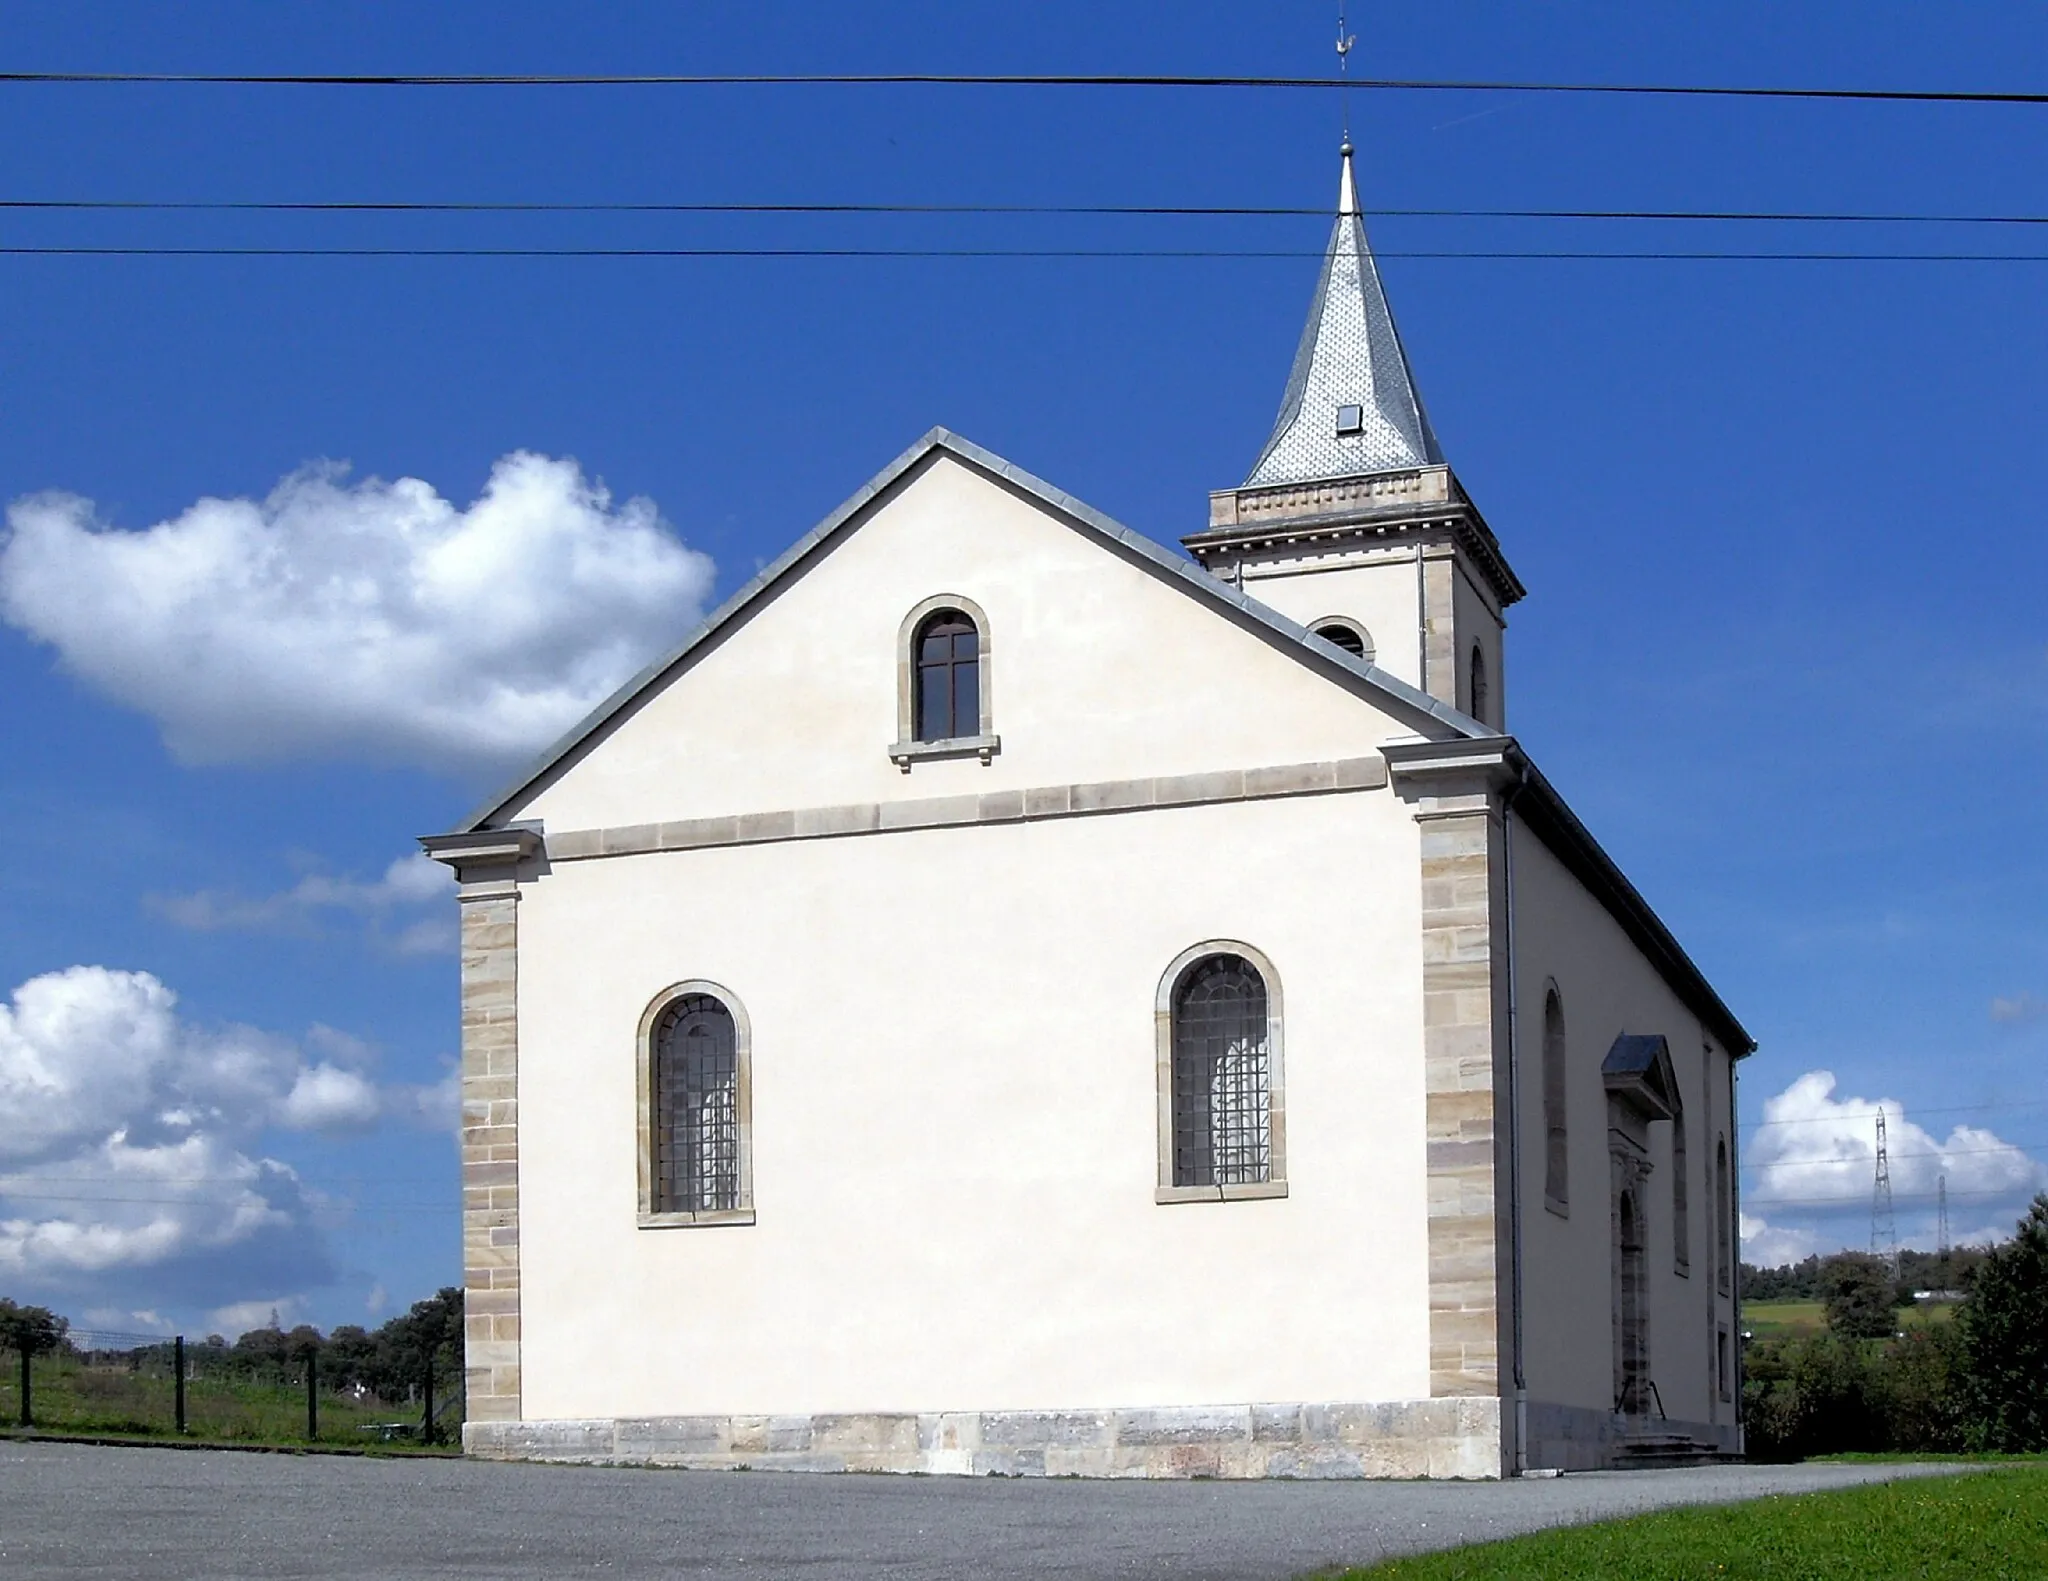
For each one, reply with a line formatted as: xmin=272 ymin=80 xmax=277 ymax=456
xmin=0 ymin=1329 xmax=463 ymax=1448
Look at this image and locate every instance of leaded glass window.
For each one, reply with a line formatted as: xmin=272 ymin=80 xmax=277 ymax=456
xmin=914 ymin=609 xmax=979 ymax=742
xmin=1171 ymin=955 xmax=1271 ymax=1188
xmin=652 ymin=993 xmax=740 ymax=1214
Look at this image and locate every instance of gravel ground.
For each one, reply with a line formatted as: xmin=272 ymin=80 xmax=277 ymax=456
xmin=0 ymin=1440 xmax=1969 ymax=1580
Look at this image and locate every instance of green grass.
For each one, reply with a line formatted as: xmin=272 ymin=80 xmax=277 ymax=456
xmin=0 ymin=1357 xmax=453 ymax=1448
xmin=1743 ymin=1301 xmax=1828 ymax=1337
xmin=1336 ymin=1466 xmax=2048 ymax=1579
xmin=1742 ymin=1300 xmax=1958 ymax=1339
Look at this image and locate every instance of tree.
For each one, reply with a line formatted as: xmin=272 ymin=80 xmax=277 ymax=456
xmin=1822 ymin=1252 xmax=1900 ymax=1340
xmin=0 ymin=1300 xmax=68 ymax=1360
xmin=1959 ymin=1193 xmax=2048 ymax=1451
xmin=0 ymin=1299 xmax=70 ymax=1429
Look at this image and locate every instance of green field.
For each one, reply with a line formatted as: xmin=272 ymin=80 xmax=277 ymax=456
xmin=1340 ymin=1465 xmax=2047 ymax=1579
xmin=1743 ymin=1300 xmax=1958 ymax=1339
xmin=0 ymin=1354 xmax=453 ymax=1448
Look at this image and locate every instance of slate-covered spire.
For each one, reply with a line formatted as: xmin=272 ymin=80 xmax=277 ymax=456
xmin=1244 ymin=143 xmax=1444 ymax=487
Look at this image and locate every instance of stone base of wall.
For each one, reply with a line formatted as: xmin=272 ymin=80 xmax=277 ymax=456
xmin=465 ymin=1398 xmax=1503 ymax=1479
xmin=1525 ymin=1400 xmax=1739 ymax=1471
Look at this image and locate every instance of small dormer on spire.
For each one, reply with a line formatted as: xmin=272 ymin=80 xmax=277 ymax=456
xmin=1244 ymin=143 xmax=1443 ymax=487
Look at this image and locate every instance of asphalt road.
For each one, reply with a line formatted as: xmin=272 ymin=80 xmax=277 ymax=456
xmin=0 ymin=1441 xmax=1966 ymax=1580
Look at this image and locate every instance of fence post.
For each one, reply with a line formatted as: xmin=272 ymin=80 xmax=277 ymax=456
xmin=306 ymin=1350 xmax=318 ymax=1442
xmin=18 ymin=1344 xmax=30 ymax=1428
xmin=421 ymin=1352 xmax=434 ymax=1447
xmin=174 ymin=1336 xmax=186 ymax=1435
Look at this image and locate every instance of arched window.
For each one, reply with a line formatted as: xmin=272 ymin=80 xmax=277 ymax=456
xmin=1311 ymin=619 xmax=1374 ymax=664
xmin=1672 ymin=1095 xmax=1691 ymax=1274
xmin=891 ymin=595 xmax=996 ymax=767
xmin=915 ymin=609 xmax=979 ymax=743
xmin=1469 ymin=643 xmax=1490 ymax=726
xmin=638 ymin=982 xmax=754 ymax=1226
xmin=1155 ymin=944 xmax=1287 ymax=1202
xmin=1715 ymin=1136 xmax=1732 ymax=1294
xmin=1542 ymin=986 xmax=1568 ymax=1213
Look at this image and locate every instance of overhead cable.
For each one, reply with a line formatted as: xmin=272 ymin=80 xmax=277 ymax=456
xmin=5 ymin=199 xmax=2046 ymax=225
xmin=2 ymin=71 xmax=2045 ymax=105
xmin=3 ymin=245 xmax=2044 ymax=261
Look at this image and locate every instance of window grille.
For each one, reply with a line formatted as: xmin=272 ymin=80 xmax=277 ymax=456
xmin=1542 ymin=988 xmax=1568 ymax=1211
xmin=914 ymin=609 xmax=979 ymax=742
xmin=1715 ymin=1137 xmax=1732 ymax=1295
xmin=1171 ymin=955 xmax=1271 ymax=1188
xmin=652 ymin=994 xmax=740 ymax=1214
xmin=1672 ymin=1098 xmax=1691 ymax=1272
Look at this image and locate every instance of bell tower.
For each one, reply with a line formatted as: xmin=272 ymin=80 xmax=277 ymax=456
xmin=1187 ymin=143 xmax=1524 ymax=726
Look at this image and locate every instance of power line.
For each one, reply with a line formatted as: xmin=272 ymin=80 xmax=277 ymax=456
xmin=6 ymin=199 xmax=2045 ymax=226
xmin=2 ymin=71 xmax=2045 ymax=105
xmin=1744 ymin=1184 xmax=2029 ymax=1208
xmin=1746 ymin=1099 xmax=2048 ymax=1132
xmin=4 ymin=246 xmax=2045 ymax=262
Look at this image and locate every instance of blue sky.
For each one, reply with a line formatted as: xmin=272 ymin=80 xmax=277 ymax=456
xmin=1 ymin=3 xmax=2044 ymax=1335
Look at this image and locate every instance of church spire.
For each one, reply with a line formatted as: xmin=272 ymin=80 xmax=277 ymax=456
xmin=1243 ymin=142 xmax=1444 ymax=487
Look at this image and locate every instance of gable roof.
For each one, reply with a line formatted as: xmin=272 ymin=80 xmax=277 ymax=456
xmin=456 ymin=427 xmax=1491 ymax=832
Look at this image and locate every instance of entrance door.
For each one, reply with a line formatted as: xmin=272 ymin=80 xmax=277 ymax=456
xmin=1615 ymin=1190 xmax=1649 ymax=1415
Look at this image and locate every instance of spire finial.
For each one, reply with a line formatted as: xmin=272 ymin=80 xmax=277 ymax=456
xmin=1335 ymin=2 xmax=1356 ymax=145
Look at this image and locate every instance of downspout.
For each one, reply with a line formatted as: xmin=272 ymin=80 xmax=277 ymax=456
xmin=1732 ymin=1061 xmax=1744 ymax=1456
xmin=1502 ymin=764 xmax=1531 ymax=1474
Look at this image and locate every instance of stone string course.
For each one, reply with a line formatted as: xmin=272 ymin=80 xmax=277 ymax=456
xmin=543 ymin=755 xmax=1389 ymax=863
xmin=465 ymin=1398 xmax=1502 ymax=1479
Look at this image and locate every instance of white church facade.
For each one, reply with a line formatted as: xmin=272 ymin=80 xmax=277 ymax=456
xmin=425 ymin=146 xmax=1751 ymax=1479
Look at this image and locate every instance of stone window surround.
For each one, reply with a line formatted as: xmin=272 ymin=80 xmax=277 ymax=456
xmin=1153 ymin=939 xmax=1288 ymax=1205
xmin=636 ymin=979 xmax=756 ymax=1229
xmin=890 ymin=593 xmax=1000 ymax=770
xmin=1307 ymin=614 xmax=1376 ymax=666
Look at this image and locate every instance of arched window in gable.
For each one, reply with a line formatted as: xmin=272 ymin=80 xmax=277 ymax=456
xmin=638 ymin=981 xmax=754 ymax=1226
xmin=1542 ymin=986 xmax=1568 ymax=1214
xmin=915 ymin=608 xmax=980 ymax=742
xmin=1155 ymin=943 xmax=1288 ymax=1202
xmin=891 ymin=595 xmax=997 ymax=768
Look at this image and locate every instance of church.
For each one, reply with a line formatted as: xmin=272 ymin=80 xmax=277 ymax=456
xmin=424 ymin=143 xmax=1752 ymax=1478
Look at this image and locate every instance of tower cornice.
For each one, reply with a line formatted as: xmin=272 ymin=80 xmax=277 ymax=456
xmin=1190 ymin=464 xmax=1526 ymax=609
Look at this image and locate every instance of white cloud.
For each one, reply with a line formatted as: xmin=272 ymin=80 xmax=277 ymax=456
xmin=149 ymin=852 xmax=457 ymax=956
xmin=0 ymin=965 xmax=412 ymax=1292
xmin=1742 ymin=1070 xmax=2044 ymax=1257
xmin=389 ymin=1066 xmax=461 ymax=1136
xmin=208 ymin=1297 xmax=299 ymax=1339
xmin=0 ymin=452 xmax=716 ymax=774
xmin=1991 ymin=992 xmax=2048 ymax=1025
xmin=1740 ymin=1210 xmax=1821 ymax=1267
xmin=79 ymin=1307 xmax=175 ymax=1337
